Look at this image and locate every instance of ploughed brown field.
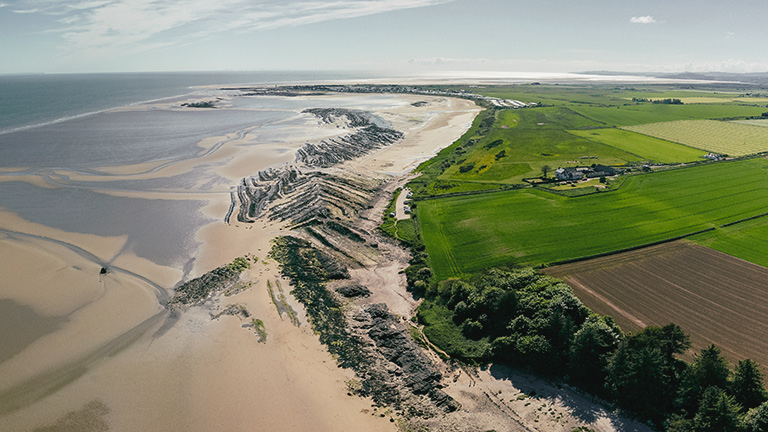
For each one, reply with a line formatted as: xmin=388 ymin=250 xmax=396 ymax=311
xmin=543 ymin=241 xmax=768 ymax=367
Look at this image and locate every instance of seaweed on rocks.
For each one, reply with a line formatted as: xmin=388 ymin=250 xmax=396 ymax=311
xmin=169 ymin=258 xmax=251 ymax=307
xmin=269 ymin=236 xmax=460 ymax=416
xmin=336 ymin=284 xmax=372 ymax=298
xmin=269 ymin=236 xmax=364 ymax=369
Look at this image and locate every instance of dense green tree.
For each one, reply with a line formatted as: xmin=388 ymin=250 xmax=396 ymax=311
xmin=743 ymin=400 xmax=768 ymax=432
xmin=606 ymin=341 xmax=669 ymax=425
xmin=664 ymin=413 xmax=693 ymax=432
xmin=731 ymin=359 xmax=768 ymax=411
xmin=678 ymin=345 xmax=732 ymax=415
xmin=569 ymin=315 xmax=622 ymax=395
xmin=541 ymin=164 xmax=552 ymax=178
xmin=605 ymin=325 xmax=689 ymax=425
xmin=692 ymin=386 xmax=744 ymax=432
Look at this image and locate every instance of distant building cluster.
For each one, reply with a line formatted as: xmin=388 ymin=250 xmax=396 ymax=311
xmin=554 ymin=165 xmax=622 ymax=181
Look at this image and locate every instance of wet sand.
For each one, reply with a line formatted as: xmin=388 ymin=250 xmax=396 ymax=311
xmin=0 ymin=92 xmax=479 ymax=431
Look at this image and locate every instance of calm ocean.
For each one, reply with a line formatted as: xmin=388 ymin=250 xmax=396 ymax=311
xmin=0 ymin=71 xmax=377 ymax=135
xmin=0 ymin=71 xmax=385 ymax=271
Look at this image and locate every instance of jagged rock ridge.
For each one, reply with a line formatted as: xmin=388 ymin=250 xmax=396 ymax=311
xmin=296 ymin=108 xmax=404 ymax=168
xmin=233 ymin=167 xmax=380 ymax=224
xmin=229 ymin=107 xmax=400 ymax=225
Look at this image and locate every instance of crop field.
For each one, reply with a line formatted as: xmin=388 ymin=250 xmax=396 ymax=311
xmin=690 ymin=217 xmax=768 ymax=268
xmin=569 ymin=128 xmax=705 ymax=163
xmin=418 ymin=158 xmax=768 ymax=279
xmin=624 ymin=120 xmax=768 ymax=156
xmin=542 ymin=241 xmax=768 ymax=367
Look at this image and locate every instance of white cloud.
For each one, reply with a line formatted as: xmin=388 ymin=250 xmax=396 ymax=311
xmin=13 ymin=0 xmax=456 ymax=53
xmin=0 ymin=3 xmax=9 ymax=8
xmin=630 ymin=15 xmax=656 ymax=24
xmin=12 ymin=7 xmax=42 ymax=13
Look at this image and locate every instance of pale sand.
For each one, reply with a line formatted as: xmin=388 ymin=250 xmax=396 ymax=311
xmin=0 ymin=93 xmax=477 ymax=431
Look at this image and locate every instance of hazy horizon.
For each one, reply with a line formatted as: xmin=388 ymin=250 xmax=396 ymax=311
xmin=2 ymin=0 xmax=767 ymax=76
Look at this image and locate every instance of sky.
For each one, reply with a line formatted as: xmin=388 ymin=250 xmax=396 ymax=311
xmin=1 ymin=0 xmax=767 ymax=75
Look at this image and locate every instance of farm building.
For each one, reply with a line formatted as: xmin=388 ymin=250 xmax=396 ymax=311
xmin=555 ymin=167 xmax=585 ymax=181
xmin=586 ymin=164 xmax=622 ymax=178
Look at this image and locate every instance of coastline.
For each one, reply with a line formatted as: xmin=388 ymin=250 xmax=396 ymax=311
xmin=0 ymin=91 xmax=480 ymax=431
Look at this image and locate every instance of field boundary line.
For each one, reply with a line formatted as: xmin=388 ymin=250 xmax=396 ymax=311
xmin=543 ymin=227 xmax=716 ymax=268
xmin=720 ymin=210 xmax=768 ymax=228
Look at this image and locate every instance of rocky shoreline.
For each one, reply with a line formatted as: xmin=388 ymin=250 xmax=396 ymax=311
xmin=230 ymin=108 xmax=401 ymax=224
xmin=268 ymin=236 xmax=459 ymax=417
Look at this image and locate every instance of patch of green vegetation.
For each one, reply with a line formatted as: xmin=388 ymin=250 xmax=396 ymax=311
xmin=627 ymin=103 xmax=768 ymax=120
xmin=227 ymin=256 xmax=252 ymax=272
xmin=569 ymin=128 xmax=705 ymax=163
xmin=689 ymin=216 xmax=768 ymax=268
xmin=268 ymin=237 xmax=361 ymax=368
xmin=213 ymin=303 xmax=251 ymax=319
xmin=416 ymin=302 xmax=489 ymax=361
xmin=379 ymin=187 xmax=401 ymax=236
xmin=252 ymin=318 xmax=267 ymax=343
xmin=418 ymin=158 xmax=768 ymax=279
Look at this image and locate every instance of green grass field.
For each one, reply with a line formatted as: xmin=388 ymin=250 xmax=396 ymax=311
xmin=624 ymin=120 xmax=768 ymax=156
xmin=569 ymin=128 xmax=706 ymax=163
xmin=410 ymin=84 xmax=768 ymax=200
xmin=419 ymin=158 xmax=768 ymax=280
xmin=437 ymin=107 xmax=642 ymax=184
xmin=570 ymin=104 xmax=768 ymax=127
xmin=690 ymin=217 xmax=768 ymax=268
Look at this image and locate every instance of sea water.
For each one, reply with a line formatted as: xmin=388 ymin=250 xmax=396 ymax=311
xmin=0 ymin=71 xmax=381 ymax=271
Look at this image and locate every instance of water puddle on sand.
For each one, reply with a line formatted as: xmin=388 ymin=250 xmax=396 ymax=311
xmin=0 ymin=299 xmax=65 ymax=364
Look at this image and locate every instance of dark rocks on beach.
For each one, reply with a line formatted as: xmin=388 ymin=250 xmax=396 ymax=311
xmin=169 ymin=265 xmax=243 ymax=306
xmin=336 ymin=284 xmax=372 ymax=298
xmin=232 ymin=167 xmax=380 ymax=224
xmin=296 ymin=108 xmax=404 ymax=168
xmin=355 ymin=303 xmax=461 ymax=413
xmin=270 ymin=236 xmax=459 ymax=416
xmin=295 ymin=124 xmax=403 ymax=168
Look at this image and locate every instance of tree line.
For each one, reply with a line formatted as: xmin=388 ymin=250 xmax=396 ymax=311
xmin=412 ymin=267 xmax=768 ymax=431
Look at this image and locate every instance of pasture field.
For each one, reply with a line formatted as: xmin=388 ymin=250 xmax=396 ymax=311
xmin=690 ymin=217 xmax=768 ymax=268
xmin=438 ymin=107 xmax=641 ymax=184
xmin=542 ymin=241 xmax=768 ymax=367
xmin=569 ymin=128 xmax=705 ymax=163
xmin=411 ymin=84 xmax=768 ymax=199
xmin=418 ymin=158 xmax=768 ymax=279
xmin=624 ymin=119 xmax=768 ymax=156
xmin=571 ymin=104 xmax=768 ymax=127
xmin=626 ymin=103 xmax=768 ymax=121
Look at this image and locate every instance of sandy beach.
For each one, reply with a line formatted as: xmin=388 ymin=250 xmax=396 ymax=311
xmin=0 ymin=92 xmax=480 ymax=431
